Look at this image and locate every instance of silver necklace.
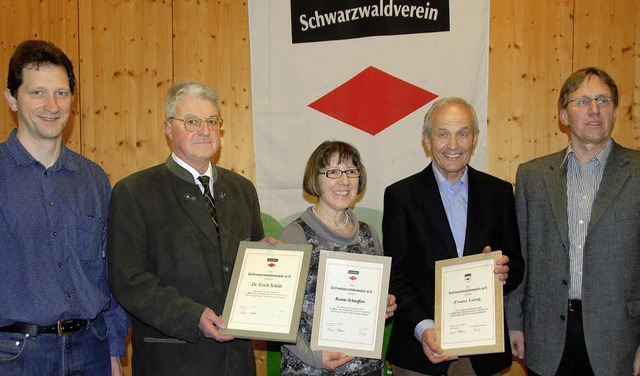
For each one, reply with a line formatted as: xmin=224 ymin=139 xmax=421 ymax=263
xmin=312 ymin=206 xmax=349 ymax=229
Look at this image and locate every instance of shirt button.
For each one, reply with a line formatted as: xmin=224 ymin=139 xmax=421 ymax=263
xmin=562 ymin=280 xmax=568 ymax=285
xmin=52 ymin=232 xmax=57 ymax=236
xmin=58 ymin=262 xmax=63 ymax=268
xmin=560 ymin=315 xmax=566 ymax=321
xmin=223 ymin=266 xmax=230 ymax=273
xmin=48 ymin=201 xmax=54 ymax=206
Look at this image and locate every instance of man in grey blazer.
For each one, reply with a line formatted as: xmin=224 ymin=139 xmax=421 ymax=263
xmin=506 ymin=67 xmax=640 ymax=376
xmin=108 ymin=81 xmax=274 ymax=375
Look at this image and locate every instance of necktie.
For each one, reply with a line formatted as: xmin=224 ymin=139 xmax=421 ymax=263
xmin=197 ymin=176 xmax=219 ymax=230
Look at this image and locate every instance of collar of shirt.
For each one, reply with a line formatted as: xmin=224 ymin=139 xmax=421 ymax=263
xmin=170 ymin=152 xmax=214 ymax=193
xmin=560 ymin=139 xmax=613 ymax=168
xmin=431 ymin=163 xmax=469 ymax=257
xmin=431 ymin=162 xmax=469 ymax=193
xmin=5 ymin=128 xmax=79 ymax=173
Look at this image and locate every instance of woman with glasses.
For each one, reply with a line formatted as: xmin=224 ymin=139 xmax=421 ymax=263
xmin=279 ymin=140 xmax=396 ymax=376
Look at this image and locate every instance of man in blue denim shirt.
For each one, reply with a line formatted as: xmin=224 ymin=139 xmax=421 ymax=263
xmin=0 ymin=40 xmax=129 ymax=375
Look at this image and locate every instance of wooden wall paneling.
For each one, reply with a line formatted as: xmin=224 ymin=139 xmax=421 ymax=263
xmin=226 ymin=0 xmax=257 ymax=182
xmin=0 ymin=0 xmax=79 ymax=149
xmin=172 ymin=0 xmax=256 ymax=182
xmin=487 ymin=0 xmax=574 ymax=184
xmin=636 ymin=1 xmax=640 ymax=148
xmin=572 ymin=0 xmax=640 ymax=150
xmin=78 ymin=0 xmax=173 ymax=185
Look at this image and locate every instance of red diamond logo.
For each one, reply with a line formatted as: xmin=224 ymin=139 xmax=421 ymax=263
xmin=309 ymin=66 xmax=438 ymax=135
xmin=349 ymin=276 xmax=357 ymax=281
xmin=268 ymin=263 xmax=276 ymax=267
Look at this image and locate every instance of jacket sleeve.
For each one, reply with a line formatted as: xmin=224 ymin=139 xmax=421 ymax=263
xmin=383 ymin=185 xmax=432 ymax=329
xmin=500 ymin=179 xmax=525 ymax=294
xmin=101 ymin=179 xmax=130 ymax=357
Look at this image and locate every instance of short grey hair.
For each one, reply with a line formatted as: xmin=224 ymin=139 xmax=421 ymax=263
xmin=164 ymin=80 xmax=220 ymax=119
xmin=423 ymin=97 xmax=479 ymax=135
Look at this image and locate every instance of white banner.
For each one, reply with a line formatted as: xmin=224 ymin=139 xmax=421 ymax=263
xmin=249 ymin=0 xmax=489 ymax=232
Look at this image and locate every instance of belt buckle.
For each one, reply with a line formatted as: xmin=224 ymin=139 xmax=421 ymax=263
xmin=57 ymin=320 xmax=73 ymax=336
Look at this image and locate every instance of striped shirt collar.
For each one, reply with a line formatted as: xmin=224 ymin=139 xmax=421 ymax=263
xmin=561 ymin=139 xmax=613 ymax=168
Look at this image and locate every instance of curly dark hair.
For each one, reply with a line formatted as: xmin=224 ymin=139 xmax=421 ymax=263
xmin=7 ymin=40 xmax=75 ymax=97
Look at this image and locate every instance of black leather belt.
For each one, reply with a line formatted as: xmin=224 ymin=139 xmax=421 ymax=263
xmin=0 ymin=319 xmax=89 ymax=336
xmin=568 ymin=299 xmax=582 ymax=313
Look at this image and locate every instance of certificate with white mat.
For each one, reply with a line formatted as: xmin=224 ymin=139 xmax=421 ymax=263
xmin=310 ymin=250 xmax=391 ymax=359
xmin=220 ymin=241 xmax=311 ymax=342
xmin=435 ymin=251 xmax=504 ymax=356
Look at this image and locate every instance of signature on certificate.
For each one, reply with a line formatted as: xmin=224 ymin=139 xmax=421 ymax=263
xmin=325 ymin=323 xmax=345 ymax=334
xmin=238 ymin=305 xmax=259 ymax=316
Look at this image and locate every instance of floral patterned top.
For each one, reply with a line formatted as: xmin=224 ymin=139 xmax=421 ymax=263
xmin=279 ymin=207 xmax=384 ymax=376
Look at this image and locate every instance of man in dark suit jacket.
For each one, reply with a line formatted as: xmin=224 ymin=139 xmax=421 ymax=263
xmin=108 ymin=81 xmax=272 ymax=375
xmin=506 ymin=67 xmax=640 ymax=376
xmin=384 ymin=97 xmax=524 ymax=376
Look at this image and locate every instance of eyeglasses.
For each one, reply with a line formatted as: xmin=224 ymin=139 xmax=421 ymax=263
xmin=567 ymin=96 xmax=614 ymax=108
xmin=168 ymin=116 xmax=224 ymax=132
xmin=318 ymin=169 xmax=361 ymax=179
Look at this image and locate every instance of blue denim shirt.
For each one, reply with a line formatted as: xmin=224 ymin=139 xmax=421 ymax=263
xmin=0 ymin=129 xmax=129 ymax=357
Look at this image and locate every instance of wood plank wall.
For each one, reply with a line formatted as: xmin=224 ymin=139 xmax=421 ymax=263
xmin=1 ymin=1 xmax=638 ymax=375
xmin=487 ymin=0 xmax=640 ymax=182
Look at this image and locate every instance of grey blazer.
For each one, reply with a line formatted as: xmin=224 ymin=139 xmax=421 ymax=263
xmin=505 ymin=141 xmax=640 ymax=375
xmin=108 ymin=156 xmax=264 ymax=376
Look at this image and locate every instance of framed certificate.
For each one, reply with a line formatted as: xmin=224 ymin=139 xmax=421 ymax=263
xmin=220 ymin=241 xmax=312 ymax=342
xmin=310 ymin=250 xmax=391 ymax=359
xmin=435 ymin=251 xmax=504 ymax=356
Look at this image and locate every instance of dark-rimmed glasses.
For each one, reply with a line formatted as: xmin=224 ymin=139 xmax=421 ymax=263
xmin=318 ymin=169 xmax=361 ymax=179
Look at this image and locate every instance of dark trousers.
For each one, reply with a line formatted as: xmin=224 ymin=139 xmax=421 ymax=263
xmin=528 ymin=309 xmax=594 ymax=376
